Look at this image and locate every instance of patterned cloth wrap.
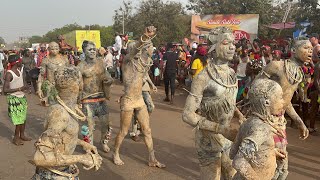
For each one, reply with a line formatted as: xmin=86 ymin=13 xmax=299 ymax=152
xmin=82 ymin=95 xmax=108 ymax=117
xmin=7 ymin=95 xmax=27 ymax=125
xmin=32 ymin=166 xmax=79 ymax=180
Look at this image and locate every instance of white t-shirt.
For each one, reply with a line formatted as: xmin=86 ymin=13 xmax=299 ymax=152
xmin=237 ymin=56 xmax=249 ymax=78
xmin=114 ymin=35 xmax=122 ymax=51
xmin=0 ymin=52 xmax=4 ymax=71
xmin=104 ymin=52 xmax=113 ymax=68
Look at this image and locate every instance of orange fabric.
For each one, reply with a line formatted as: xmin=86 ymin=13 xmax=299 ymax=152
xmin=82 ymin=98 xmax=106 ymax=103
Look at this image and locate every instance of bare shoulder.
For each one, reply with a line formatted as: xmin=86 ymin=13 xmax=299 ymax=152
xmin=77 ymin=61 xmax=85 ymax=71
xmin=266 ymin=60 xmax=284 ymax=69
xmin=41 ymin=57 xmax=49 ymax=65
xmin=190 ymin=68 xmax=209 ymax=93
xmin=4 ymin=71 xmax=13 ymax=81
xmin=63 ymin=56 xmax=69 ymax=64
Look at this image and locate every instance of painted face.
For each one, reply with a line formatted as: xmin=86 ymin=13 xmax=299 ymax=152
xmin=216 ymin=33 xmax=236 ymax=61
xmin=49 ymin=42 xmax=60 ymax=56
xmin=295 ymin=41 xmax=313 ymax=63
xmin=268 ymin=86 xmax=285 ymax=116
xmin=84 ymin=44 xmax=97 ymax=60
xmin=144 ymin=45 xmax=154 ymax=57
xmin=40 ymin=45 xmax=46 ymax=52
xmin=309 ymin=37 xmax=318 ymax=46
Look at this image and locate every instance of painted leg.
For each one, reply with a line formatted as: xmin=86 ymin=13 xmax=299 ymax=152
xmin=113 ymin=110 xmax=133 ymax=165
xmin=200 ymin=159 xmax=221 ymax=180
xmin=221 ymin=151 xmax=236 ymax=180
xmin=136 ymin=106 xmax=165 ymax=168
xmin=85 ymin=104 xmax=95 ymax=145
xmin=99 ymin=114 xmax=111 ymax=153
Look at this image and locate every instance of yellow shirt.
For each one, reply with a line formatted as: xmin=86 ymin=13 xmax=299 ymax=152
xmin=191 ymin=58 xmax=206 ymax=78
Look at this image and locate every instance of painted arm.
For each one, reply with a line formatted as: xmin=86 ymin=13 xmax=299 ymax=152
xmin=232 ymin=154 xmax=259 ymax=180
xmin=103 ymin=68 xmax=114 ymax=100
xmin=37 ymin=58 xmax=47 ymax=98
xmin=229 ymin=128 xmax=241 ymax=160
xmin=182 ymin=73 xmax=208 ymax=127
xmin=146 ymin=73 xmax=157 ymax=92
xmin=234 ymin=107 xmax=246 ymax=124
xmin=286 ymin=103 xmax=309 ymax=139
xmin=232 ymin=126 xmax=267 ymax=179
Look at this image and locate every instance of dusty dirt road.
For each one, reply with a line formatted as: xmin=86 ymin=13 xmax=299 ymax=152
xmin=0 ymin=84 xmax=319 ymax=180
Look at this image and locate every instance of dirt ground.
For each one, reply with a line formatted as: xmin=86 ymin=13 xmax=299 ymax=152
xmin=0 ymin=83 xmax=319 ymax=180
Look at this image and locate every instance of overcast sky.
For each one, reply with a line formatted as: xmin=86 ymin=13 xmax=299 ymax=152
xmin=0 ymin=0 xmax=188 ymax=43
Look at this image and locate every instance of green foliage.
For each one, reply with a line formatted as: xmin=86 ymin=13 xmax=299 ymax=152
xmin=28 ymin=23 xmax=115 ymax=47
xmin=0 ymin=36 xmax=5 ymax=45
xmin=29 ymin=36 xmax=45 ymax=44
xmin=291 ymin=0 xmax=320 ymax=34
xmin=113 ymin=0 xmax=191 ymax=46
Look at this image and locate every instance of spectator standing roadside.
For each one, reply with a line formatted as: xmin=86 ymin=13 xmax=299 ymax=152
xmin=307 ymin=33 xmax=320 ymax=134
xmin=3 ymin=54 xmax=31 ymax=145
xmin=0 ymin=49 xmax=5 ymax=88
xmin=163 ymin=43 xmax=178 ymax=104
xmin=190 ymin=46 xmax=208 ymax=78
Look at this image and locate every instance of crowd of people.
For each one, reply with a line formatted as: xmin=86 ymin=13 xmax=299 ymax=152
xmin=0 ymin=27 xmax=319 ymax=179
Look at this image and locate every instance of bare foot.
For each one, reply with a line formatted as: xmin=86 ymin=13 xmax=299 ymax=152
xmin=113 ymin=154 xmax=124 ymax=165
xmin=13 ymin=137 xmax=24 ymax=146
xmin=148 ymin=160 xmax=166 ymax=168
xmin=20 ymin=136 xmax=32 ymax=141
xmin=101 ymin=142 xmax=110 ymax=153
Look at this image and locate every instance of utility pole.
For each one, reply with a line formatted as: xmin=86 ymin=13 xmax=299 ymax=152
xmin=122 ymin=10 xmax=125 ymax=34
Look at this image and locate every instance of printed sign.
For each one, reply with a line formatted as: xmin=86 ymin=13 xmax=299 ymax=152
xmin=191 ymin=14 xmax=259 ymax=42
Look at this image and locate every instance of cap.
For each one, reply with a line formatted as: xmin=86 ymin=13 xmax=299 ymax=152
xmin=192 ymin=43 xmax=198 ymax=49
xmin=307 ymin=33 xmax=319 ymax=38
xmin=197 ymin=46 xmax=207 ymax=56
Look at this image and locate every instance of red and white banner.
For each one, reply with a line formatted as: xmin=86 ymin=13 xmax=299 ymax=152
xmin=191 ymin=14 xmax=259 ymax=42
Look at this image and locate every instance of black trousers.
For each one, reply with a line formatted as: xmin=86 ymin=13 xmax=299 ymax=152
xmin=164 ymin=72 xmax=176 ymax=96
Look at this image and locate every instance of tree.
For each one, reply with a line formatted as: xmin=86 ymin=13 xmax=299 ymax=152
xmin=44 ymin=23 xmax=84 ymax=42
xmin=28 ymin=35 xmax=46 ymax=44
xmin=27 ymin=23 xmax=115 ymax=48
xmin=113 ymin=0 xmax=191 ymax=46
xmin=113 ymin=0 xmax=133 ymax=35
xmin=0 ymin=36 xmax=5 ymax=45
xmin=83 ymin=24 xmax=115 ymax=47
xmin=291 ymin=0 xmax=320 ymax=34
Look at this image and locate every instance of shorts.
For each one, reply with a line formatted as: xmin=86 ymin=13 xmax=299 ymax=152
xmin=32 ymin=166 xmax=79 ymax=180
xmin=82 ymin=99 xmax=108 ymax=117
xmin=7 ymin=95 xmax=27 ymax=125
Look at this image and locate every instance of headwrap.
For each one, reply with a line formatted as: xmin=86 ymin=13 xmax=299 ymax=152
xmin=272 ymin=50 xmax=282 ymax=56
xmin=197 ymin=46 xmax=207 ymax=56
xmin=262 ymin=45 xmax=271 ymax=52
xmin=7 ymin=54 xmax=22 ymax=71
